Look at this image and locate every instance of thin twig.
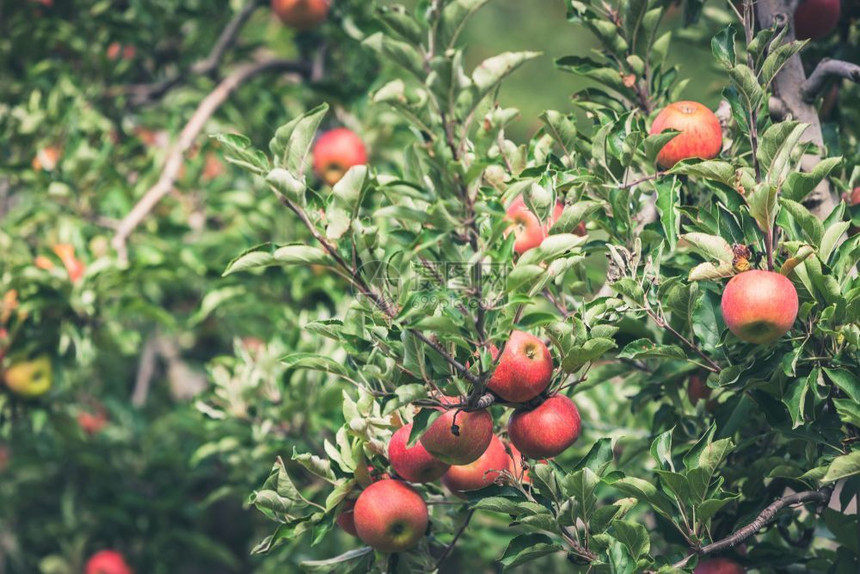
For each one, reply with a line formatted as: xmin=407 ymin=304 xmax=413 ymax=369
xmin=646 ymin=306 xmax=722 ymax=373
xmin=112 ymin=58 xmax=310 ymax=262
xmin=672 ymin=488 xmax=832 ymax=569
xmin=435 ymin=509 xmax=475 ymax=568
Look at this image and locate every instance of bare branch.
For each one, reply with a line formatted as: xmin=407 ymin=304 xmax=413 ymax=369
xmin=672 ymin=488 xmax=832 ymax=569
xmin=112 ymin=58 xmax=310 ymax=262
xmin=115 ymin=0 xmax=264 ymax=106
xmin=802 ymin=58 xmax=860 ymax=103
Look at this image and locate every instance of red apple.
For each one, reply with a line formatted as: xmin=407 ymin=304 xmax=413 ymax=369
xmin=442 ymin=435 xmax=510 ymax=497
xmin=85 ymin=550 xmax=133 ymax=574
xmin=721 ymin=270 xmax=798 ymax=344
xmin=487 ymin=330 xmax=554 ymax=403
xmin=508 ymin=395 xmax=581 ymax=459
xmin=694 ymin=557 xmax=745 ymax=574
xmin=271 ymin=0 xmax=330 ymax=30
xmin=388 ymin=423 xmax=450 ymax=483
xmin=794 ymin=0 xmax=840 ymax=40
xmin=312 ymin=128 xmax=367 ymax=186
xmin=336 ymin=498 xmax=357 ymax=536
xmin=687 ymin=373 xmax=712 ymax=406
xmin=419 ymin=396 xmax=494 ymax=465
xmin=650 ymin=101 xmax=722 ymax=169
xmin=505 ymin=196 xmax=564 ymax=254
xmin=353 ymin=480 xmax=428 ymax=553
xmin=78 ymin=409 xmax=108 ymax=435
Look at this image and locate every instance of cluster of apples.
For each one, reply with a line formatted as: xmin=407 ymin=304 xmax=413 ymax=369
xmin=650 ymin=101 xmax=801 ymax=346
xmin=336 ymin=331 xmax=582 ymax=553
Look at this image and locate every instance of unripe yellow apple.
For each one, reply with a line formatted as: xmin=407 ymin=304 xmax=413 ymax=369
xmin=3 ymin=355 xmax=52 ymax=398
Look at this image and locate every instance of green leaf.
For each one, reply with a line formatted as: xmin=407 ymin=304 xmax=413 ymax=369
xmin=711 ymin=26 xmax=737 ymax=69
xmin=823 ymin=451 xmax=860 ymax=484
xmin=300 ymin=547 xmax=374 ymax=573
xmin=274 ymin=245 xmax=329 ymax=265
xmin=362 ymin=33 xmax=425 ymax=79
xmin=212 ymin=133 xmax=269 ymax=174
xmin=472 ymin=496 xmax=524 ymax=515
xmin=819 ymin=222 xmax=850 ymax=263
xmin=326 ymin=165 xmax=369 ymax=240
xmin=696 ymin=496 xmax=736 ymax=522
xmin=824 ymin=369 xmax=860 ymax=403
xmin=499 ymin=534 xmax=563 ymax=570
xmin=655 ymin=178 xmax=680 ymax=250
xmin=438 ymin=0 xmax=491 ymax=48
xmin=668 ymin=160 xmax=735 ymax=185
xmin=408 ymin=408 xmax=442 ymax=447
xmin=727 ymin=63 xmax=764 ymax=111
xmin=679 ymin=233 xmax=734 ymax=264
xmin=292 ymin=448 xmax=336 ymax=482
xmin=613 ymin=477 xmax=676 ymax=521
xmin=780 ymin=198 xmax=824 ymax=246
xmin=747 ymin=183 xmax=779 ymax=234
xmin=650 ymin=429 xmax=675 ymax=472
xmin=618 ymin=339 xmax=686 ymax=361
xmin=540 ymin=110 xmax=577 ymax=162
xmin=612 ymin=520 xmax=650 ymax=560
xmin=757 ymin=121 xmax=807 ymax=185
xmin=552 ymin=201 xmax=602 ymax=234
xmin=783 ymin=157 xmax=842 ymax=202
xmin=267 ymin=167 xmax=306 ymax=200
xmin=472 ymin=52 xmax=541 ymax=105
xmin=269 ymin=103 xmax=329 ymax=176
xmin=689 ymin=261 xmax=735 ymax=281
xmin=561 ymin=338 xmax=617 ymax=373
xmin=761 ymin=40 xmax=806 ymax=88
xmin=282 ymin=353 xmax=348 ymax=376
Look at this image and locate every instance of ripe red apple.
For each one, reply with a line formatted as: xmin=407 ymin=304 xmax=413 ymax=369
xmin=508 ymin=395 xmax=581 ymax=459
xmin=694 ymin=557 xmax=745 ymax=574
xmin=505 ymin=196 xmax=564 ymax=254
xmin=650 ymin=101 xmax=722 ymax=169
xmin=794 ymin=0 xmax=840 ymax=40
xmin=388 ymin=423 xmax=450 ymax=483
xmin=442 ymin=435 xmax=510 ymax=497
xmin=419 ymin=396 xmax=494 ymax=465
xmin=311 ymin=128 xmax=368 ymax=186
xmin=85 ymin=550 xmax=133 ymax=574
xmin=721 ymin=270 xmax=798 ymax=344
xmin=336 ymin=498 xmax=357 ymax=536
xmin=687 ymin=373 xmax=712 ymax=406
xmin=353 ymin=480 xmax=428 ymax=553
xmin=487 ymin=330 xmax=554 ymax=403
xmin=271 ymin=0 xmax=330 ymax=30
xmin=78 ymin=409 xmax=108 ymax=435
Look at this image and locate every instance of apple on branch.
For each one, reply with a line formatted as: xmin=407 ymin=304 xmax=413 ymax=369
xmin=441 ymin=435 xmax=511 ymax=498
xmin=312 ymin=128 xmax=368 ymax=186
xmin=3 ymin=354 xmax=52 ymax=398
xmin=353 ymin=479 xmax=429 ymax=553
xmin=85 ymin=550 xmax=133 ymax=574
xmin=486 ymin=330 xmax=554 ymax=403
xmin=504 ymin=196 xmax=565 ymax=255
xmin=388 ymin=423 xmax=450 ymax=483
xmin=721 ymin=270 xmax=799 ymax=344
xmin=419 ymin=396 xmax=494 ymax=465
xmin=649 ymin=101 xmax=722 ymax=169
xmin=508 ymin=394 xmax=582 ymax=459
xmin=271 ymin=0 xmax=330 ymax=30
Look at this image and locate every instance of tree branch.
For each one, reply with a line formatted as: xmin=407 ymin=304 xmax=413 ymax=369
xmin=435 ymin=509 xmax=475 ymax=568
xmin=112 ymin=58 xmax=310 ymax=262
xmin=115 ymin=0 xmax=264 ymax=106
xmin=802 ymin=59 xmax=860 ymax=103
xmin=672 ymin=488 xmax=832 ymax=569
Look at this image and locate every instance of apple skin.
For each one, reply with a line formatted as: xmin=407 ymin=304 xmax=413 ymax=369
xmin=505 ymin=197 xmax=565 ymax=254
xmin=487 ymin=330 xmax=554 ymax=403
xmin=650 ymin=101 xmax=722 ymax=169
xmin=336 ymin=499 xmax=358 ymax=536
xmin=508 ymin=395 xmax=581 ymax=459
xmin=420 ymin=397 xmax=494 ymax=465
xmin=687 ymin=373 xmax=712 ymax=405
xmin=388 ymin=423 xmax=450 ymax=483
xmin=312 ymin=128 xmax=367 ymax=186
xmin=693 ymin=557 xmax=745 ymax=574
xmin=721 ymin=270 xmax=798 ymax=344
xmin=3 ymin=355 xmax=52 ymax=398
xmin=78 ymin=410 xmax=108 ymax=435
xmin=442 ymin=435 xmax=511 ymax=497
xmin=271 ymin=0 xmax=330 ymax=30
xmin=353 ymin=479 xmax=429 ymax=553
xmin=85 ymin=550 xmax=133 ymax=574
xmin=794 ymin=0 xmax=840 ymax=40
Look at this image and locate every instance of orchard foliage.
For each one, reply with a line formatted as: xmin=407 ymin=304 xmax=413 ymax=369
xmin=1 ymin=0 xmax=859 ymax=573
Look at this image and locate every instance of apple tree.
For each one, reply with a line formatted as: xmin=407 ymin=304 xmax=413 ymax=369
xmin=208 ymin=0 xmax=860 ymax=572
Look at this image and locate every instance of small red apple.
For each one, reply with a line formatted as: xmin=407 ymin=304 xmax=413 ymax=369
xmin=78 ymin=409 xmax=108 ymax=435
xmin=721 ymin=270 xmax=798 ymax=344
xmin=336 ymin=498 xmax=357 ymax=536
xmin=85 ymin=550 xmax=133 ymax=574
xmin=419 ymin=396 xmax=494 ymax=465
xmin=687 ymin=373 xmax=712 ymax=406
xmin=505 ymin=196 xmax=564 ymax=254
xmin=353 ymin=480 xmax=428 ymax=553
xmin=388 ymin=423 xmax=450 ymax=483
xmin=694 ymin=557 xmax=746 ymax=574
xmin=271 ymin=0 xmax=330 ymax=30
xmin=650 ymin=101 xmax=722 ymax=169
xmin=794 ymin=0 xmax=840 ymax=40
xmin=442 ymin=435 xmax=511 ymax=497
xmin=508 ymin=395 xmax=581 ymax=459
xmin=487 ymin=330 xmax=554 ymax=403
xmin=312 ymin=128 xmax=367 ymax=186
